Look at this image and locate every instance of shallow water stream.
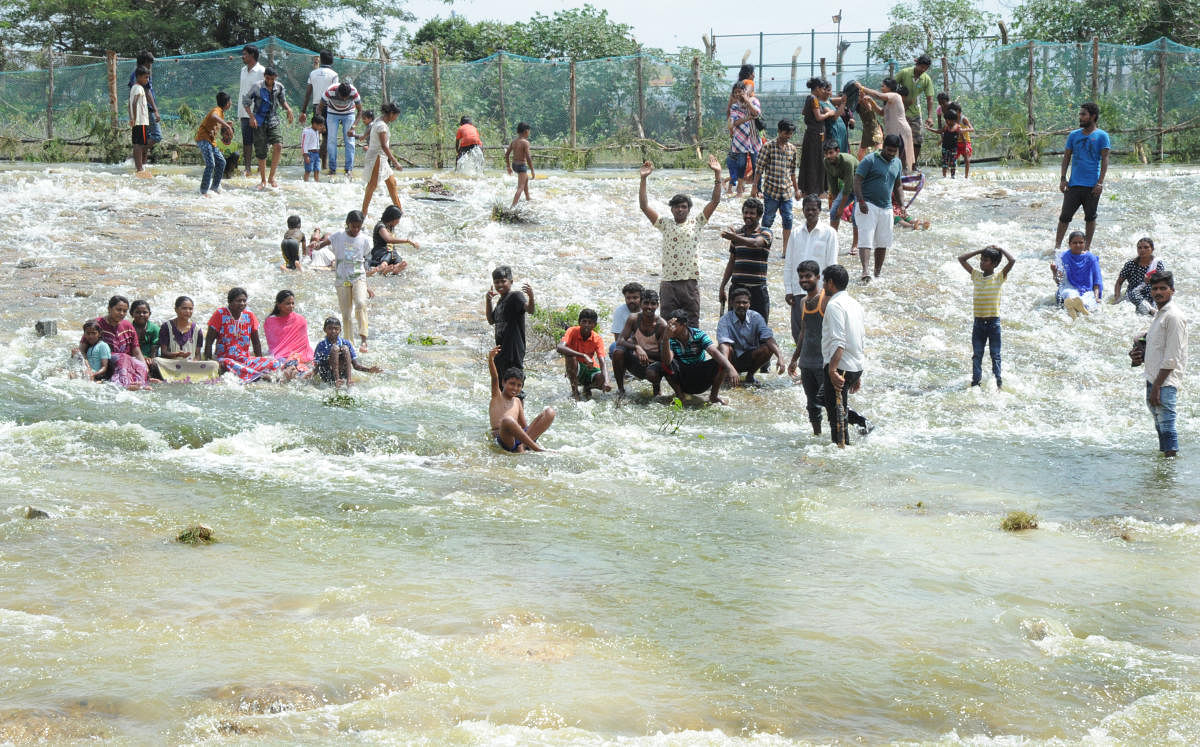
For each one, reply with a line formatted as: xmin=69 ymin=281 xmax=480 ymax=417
xmin=0 ymin=161 xmax=1197 ymax=743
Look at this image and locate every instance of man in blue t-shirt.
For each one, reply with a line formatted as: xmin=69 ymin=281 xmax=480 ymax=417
xmin=1055 ymin=102 xmax=1110 ymax=250
xmin=853 ymin=134 xmax=905 ymax=283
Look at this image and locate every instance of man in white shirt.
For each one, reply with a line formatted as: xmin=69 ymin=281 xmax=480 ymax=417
xmin=785 ymin=194 xmax=838 ymax=345
xmin=1132 ymin=271 xmax=1187 ymax=456
xmin=238 ymin=45 xmax=266 ymax=178
xmin=300 ymin=50 xmax=339 ymax=170
xmin=821 ymin=263 xmax=869 ymax=446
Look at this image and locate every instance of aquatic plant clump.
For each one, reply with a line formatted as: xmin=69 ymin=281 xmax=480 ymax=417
xmin=1001 ymin=511 xmax=1038 ymax=532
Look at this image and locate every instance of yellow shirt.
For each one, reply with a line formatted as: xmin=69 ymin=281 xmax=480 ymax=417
xmin=972 ymin=268 xmax=1005 ymax=318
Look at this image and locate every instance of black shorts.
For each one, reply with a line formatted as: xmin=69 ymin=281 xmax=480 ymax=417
xmin=623 ymin=353 xmax=657 ymax=380
xmin=131 ymin=125 xmax=148 ymax=146
xmin=731 ymin=350 xmax=762 ymax=373
xmin=239 ymin=117 xmax=255 ymax=147
xmin=667 ymin=358 xmax=719 ymax=395
xmin=368 ymin=250 xmax=402 ymax=268
xmin=1059 ymin=185 xmax=1100 ymax=223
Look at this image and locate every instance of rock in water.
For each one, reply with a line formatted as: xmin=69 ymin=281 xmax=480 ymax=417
xmin=177 ymin=524 xmax=214 ymax=544
xmin=23 ymin=506 xmax=49 ymax=519
xmin=35 ymin=320 xmax=58 ymax=337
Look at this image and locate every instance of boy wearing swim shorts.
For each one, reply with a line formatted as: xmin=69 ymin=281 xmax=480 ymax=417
xmin=556 ymin=308 xmax=611 ymax=400
xmin=489 ymin=346 xmax=555 ymax=453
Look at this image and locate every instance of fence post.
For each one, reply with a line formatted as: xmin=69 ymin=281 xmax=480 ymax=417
xmin=497 ymin=51 xmax=508 ymax=140
xmin=1157 ymin=37 xmax=1166 ymax=161
xmin=379 ymin=45 xmax=390 ymax=105
xmin=45 ymin=44 xmax=54 ymax=140
xmin=569 ymin=59 xmax=577 ymax=150
xmin=432 ymin=46 xmax=443 ymax=169
xmin=820 ymin=57 xmax=826 ymax=79
xmin=888 ymin=61 xmax=895 ymax=77
xmin=691 ymin=55 xmax=701 ymax=145
xmin=941 ymin=41 xmax=949 ymax=92
xmin=810 ymin=29 xmax=815 ymax=78
xmin=866 ymin=29 xmax=872 ymax=80
xmin=1090 ymin=36 xmax=1098 ymax=101
xmin=635 ymin=50 xmax=647 ymax=160
xmin=106 ymin=51 xmax=119 ymax=129
xmin=758 ymin=32 xmax=764 ymax=85
xmin=1026 ymin=41 xmax=1036 ymax=159
xmin=790 ymin=47 xmax=801 ymax=94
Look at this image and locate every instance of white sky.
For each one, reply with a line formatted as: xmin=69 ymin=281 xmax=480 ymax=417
xmin=400 ymin=0 xmax=1016 ymax=70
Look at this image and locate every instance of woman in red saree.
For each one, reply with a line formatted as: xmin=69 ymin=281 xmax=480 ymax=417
xmin=262 ymin=289 xmax=314 ymax=379
xmin=203 ymin=287 xmax=283 ymax=382
xmin=82 ymin=295 xmax=151 ymax=388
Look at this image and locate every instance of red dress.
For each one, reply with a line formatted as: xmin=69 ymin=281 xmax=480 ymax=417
xmin=207 ymin=308 xmax=283 ymax=382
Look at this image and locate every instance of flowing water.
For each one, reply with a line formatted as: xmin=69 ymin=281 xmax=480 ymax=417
xmin=0 ymin=161 xmax=1197 ymax=744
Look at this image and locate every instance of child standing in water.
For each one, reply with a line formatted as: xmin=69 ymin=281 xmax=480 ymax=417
xmin=504 ymin=122 xmax=534 ymax=207
xmin=302 ymin=115 xmax=325 ymax=182
xmin=79 ymin=320 xmax=112 ymax=381
xmin=489 ymin=346 xmax=555 ymax=453
xmin=311 ymin=210 xmax=373 ymax=351
xmin=129 ymin=66 xmax=151 ymax=176
xmin=959 ymin=245 xmax=1016 ymax=388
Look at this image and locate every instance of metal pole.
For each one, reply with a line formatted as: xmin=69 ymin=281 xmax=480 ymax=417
xmin=432 ymin=46 xmax=444 ymax=169
xmin=866 ymin=29 xmax=872 ymax=81
xmin=1026 ymin=41 xmax=1036 ymax=159
xmin=758 ymin=32 xmax=764 ymax=86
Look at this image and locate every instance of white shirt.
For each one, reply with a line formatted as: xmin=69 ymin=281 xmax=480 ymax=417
xmin=1145 ymin=300 xmax=1188 ymax=389
xmin=784 ymin=222 xmax=839 ymax=295
xmin=128 ymin=84 xmax=149 ymax=126
xmin=821 ymin=289 xmax=865 ymax=372
xmin=239 ymin=63 xmax=265 ymax=116
xmin=301 ymin=126 xmax=320 ymax=152
xmin=330 ymin=230 xmax=370 ymax=282
xmin=306 ymin=66 xmax=339 ymax=106
xmin=307 ymin=247 xmax=335 ymax=268
xmin=611 ymin=303 xmax=635 ymax=336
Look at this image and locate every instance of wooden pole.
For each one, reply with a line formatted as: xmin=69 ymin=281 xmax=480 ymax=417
xmin=1090 ymin=36 xmax=1099 ymax=101
xmin=691 ymin=55 xmax=701 ymax=145
xmin=1026 ymin=41 xmax=1036 ymax=159
xmin=941 ymin=52 xmax=949 ymax=92
xmin=497 ymin=51 xmax=508 ymax=141
xmin=379 ymin=44 xmax=390 ymax=105
xmin=1157 ymin=38 xmax=1166 ymax=162
xmin=106 ymin=50 xmax=119 ymax=129
xmin=820 ymin=57 xmax=826 ymax=79
xmin=432 ymin=46 xmax=443 ymax=169
xmin=635 ymin=50 xmax=647 ymax=160
xmin=45 ymin=44 xmax=54 ymax=140
xmin=569 ymin=59 xmax=577 ymax=150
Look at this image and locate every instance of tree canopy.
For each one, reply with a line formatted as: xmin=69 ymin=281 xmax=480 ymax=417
xmin=0 ymin=0 xmax=411 ymax=56
xmin=409 ymin=5 xmax=640 ymax=61
xmin=871 ymin=0 xmax=998 ymax=63
xmin=1012 ymin=0 xmax=1200 ymax=46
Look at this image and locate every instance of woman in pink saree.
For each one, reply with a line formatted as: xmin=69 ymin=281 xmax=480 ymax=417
xmin=82 ymin=295 xmax=151 ymax=388
xmin=262 ymin=289 xmax=314 ymax=379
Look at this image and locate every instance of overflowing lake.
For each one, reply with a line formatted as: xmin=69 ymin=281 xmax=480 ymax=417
xmin=0 ymin=160 xmax=1196 ymax=744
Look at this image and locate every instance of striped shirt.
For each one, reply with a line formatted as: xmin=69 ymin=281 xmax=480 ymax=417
xmin=321 ymin=83 xmax=361 ymax=115
xmin=729 ymin=225 xmax=772 ymax=287
xmin=756 ymin=139 xmax=798 ymax=200
xmin=729 ymin=100 xmax=760 ymax=153
xmin=971 ymin=269 xmax=1006 ymax=318
xmin=669 ymin=328 xmax=713 ymax=366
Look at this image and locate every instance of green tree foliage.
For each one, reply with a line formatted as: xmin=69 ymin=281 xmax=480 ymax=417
xmin=872 ymin=0 xmax=998 ymax=63
xmin=1012 ymin=0 xmax=1200 ymax=46
xmin=0 ymin=0 xmax=411 ymax=56
xmin=409 ymin=4 xmax=638 ymax=61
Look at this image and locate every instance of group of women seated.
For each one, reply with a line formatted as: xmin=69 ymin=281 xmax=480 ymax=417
xmin=1052 ymin=233 xmax=1168 ymax=318
xmin=77 ymin=288 xmax=320 ymax=387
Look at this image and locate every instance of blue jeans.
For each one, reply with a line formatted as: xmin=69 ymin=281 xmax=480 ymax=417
xmin=325 ymin=112 xmax=355 ymax=172
xmin=726 ymin=151 xmax=748 ymax=186
xmin=971 ymin=317 xmax=1001 ymax=385
xmin=147 ymin=113 xmax=163 ymax=144
xmin=1146 ymin=382 xmax=1179 ymax=453
xmin=761 ymin=194 xmax=793 ymax=231
xmin=196 ymin=140 xmax=225 ymax=194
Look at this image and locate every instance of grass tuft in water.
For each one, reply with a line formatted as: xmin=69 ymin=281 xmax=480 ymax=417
xmin=406 ymin=333 xmax=447 ymax=345
xmin=491 ymin=204 xmax=536 ymax=224
xmin=1001 ymin=511 xmax=1038 ymax=532
xmin=177 ymin=524 xmax=215 ymax=545
xmin=324 ymin=392 xmax=359 ymax=408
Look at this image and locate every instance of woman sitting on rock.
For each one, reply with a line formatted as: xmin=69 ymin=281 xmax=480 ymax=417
xmin=203 ymin=287 xmax=283 ymax=382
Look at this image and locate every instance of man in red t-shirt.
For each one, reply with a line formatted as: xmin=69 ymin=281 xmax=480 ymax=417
xmin=556 ymin=308 xmax=611 ymax=399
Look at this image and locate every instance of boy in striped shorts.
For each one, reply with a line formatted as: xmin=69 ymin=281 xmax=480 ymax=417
xmin=958 ymin=245 xmax=1016 ymax=388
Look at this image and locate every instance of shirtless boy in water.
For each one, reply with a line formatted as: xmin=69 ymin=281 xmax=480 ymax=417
xmin=504 ymin=122 xmax=534 ymax=207
xmin=489 ymin=346 xmax=555 ymax=453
